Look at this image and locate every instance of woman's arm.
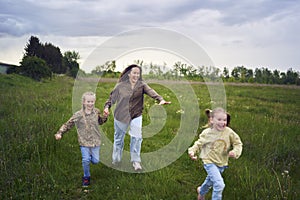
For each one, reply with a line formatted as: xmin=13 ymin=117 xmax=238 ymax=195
xmin=104 ymin=85 xmax=119 ymax=114
xmin=143 ymin=83 xmax=171 ymax=104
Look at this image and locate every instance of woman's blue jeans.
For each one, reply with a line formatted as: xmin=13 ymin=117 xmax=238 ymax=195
xmin=112 ymin=117 xmax=143 ymax=163
xmin=80 ymin=146 xmax=100 ymax=177
xmin=200 ymin=163 xmax=226 ymax=200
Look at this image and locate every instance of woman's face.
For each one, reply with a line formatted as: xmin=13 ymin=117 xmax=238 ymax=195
xmin=128 ymin=67 xmax=140 ymax=84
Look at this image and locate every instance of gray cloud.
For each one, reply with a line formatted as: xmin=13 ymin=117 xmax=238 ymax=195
xmin=0 ymin=0 xmax=299 ymax=70
xmin=1 ymin=0 xmax=299 ymax=37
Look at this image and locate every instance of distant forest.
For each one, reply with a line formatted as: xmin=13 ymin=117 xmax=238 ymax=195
xmin=6 ymin=35 xmax=300 ymax=85
xmin=91 ymin=60 xmax=300 ymax=85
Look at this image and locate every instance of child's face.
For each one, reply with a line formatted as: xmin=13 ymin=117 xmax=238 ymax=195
xmin=83 ymin=95 xmax=95 ymax=111
xmin=211 ymin=112 xmax=227 ymax=131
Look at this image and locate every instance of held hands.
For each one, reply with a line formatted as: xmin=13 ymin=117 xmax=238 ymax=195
xmin=159 ymin=100 xmax=171 ymax=105
xmin=103 ymin=108 xmax=110 ymax=117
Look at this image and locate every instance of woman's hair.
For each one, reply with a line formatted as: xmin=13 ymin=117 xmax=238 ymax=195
xmin=118 ymin=64 xmax=142 ymax=82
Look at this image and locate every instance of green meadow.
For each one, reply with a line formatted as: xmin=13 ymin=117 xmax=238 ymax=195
xmin=0 ymin=74 xmax=299 ymax=200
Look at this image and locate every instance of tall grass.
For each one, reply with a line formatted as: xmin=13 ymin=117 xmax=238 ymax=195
xmin=0 ymin=74 xmax=299 ymax=199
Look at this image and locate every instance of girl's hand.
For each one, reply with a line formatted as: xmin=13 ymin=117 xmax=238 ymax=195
xmin=189 ymin=152 xmax=197 ymax=160
xmin=159 ymin=100 xmax=171 ymax=105
xmin=55 ymin=133 xmax=62 ymax=140
xmin=228 ymin=151 xmax=235 ymax=158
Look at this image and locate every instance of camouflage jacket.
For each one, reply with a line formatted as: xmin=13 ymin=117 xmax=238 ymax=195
xmin=57 ymin=108 xmax=107 ymax=147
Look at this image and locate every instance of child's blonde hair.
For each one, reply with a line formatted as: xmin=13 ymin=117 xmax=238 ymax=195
xmin=82 ymin=91 xmax=96 ymax=104
xmin=211 ymin=107 xmax=226 ymax=118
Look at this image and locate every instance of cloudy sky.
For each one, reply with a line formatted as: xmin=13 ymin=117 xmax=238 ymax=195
xmin=1 ymin=0 xmax=300 ymax=72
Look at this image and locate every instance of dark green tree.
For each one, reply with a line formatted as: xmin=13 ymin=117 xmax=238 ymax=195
xmin=24 ymin=36 xmax=43 ymax=57
xmin=272 ymin=69 xmax=281 ymax=84
xmin=261 ymin=68 xmax=272 ymax=84
xmin=254 ymin=68 xmax=263 ymax=83
xmin=230 ymin=66 xmax=251 ymax=82
xmin=231 ymin=67 xmax=240 ymax=80
xmin=23 ymin=36 xmax=67 ymax=74
xmin=20 ymin=56 xmax=52 ymax=81
xmin=63 ymin=51 xmax=80 ymax=63
xmin=280 ymin=72 xmax=286 ymax=84
xmin=41 ymin=43 xmax=64 ymax=74
xmin=285 ymin=68 xmax=299 ymax=84
xmin=223 ymin=67 xmax=230 ymax=80
xmin=63 ymin=51 xmax=80 ymax=78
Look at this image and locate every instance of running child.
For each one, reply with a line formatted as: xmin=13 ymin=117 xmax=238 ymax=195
xmin=188 ymin=107 xmax=243 ymax=200
xmin=55 ymin=92 xmax=108 ymax=187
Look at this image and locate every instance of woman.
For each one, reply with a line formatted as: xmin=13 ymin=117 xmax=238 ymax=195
xmin=104 ymin=64 xmax=170 ymax=171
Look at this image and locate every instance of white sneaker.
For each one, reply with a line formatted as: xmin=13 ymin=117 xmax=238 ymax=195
xmin=197 ymin=186 xmax=205 ymax=200
xmin=132 ymin=162 xmax=142 ymax=171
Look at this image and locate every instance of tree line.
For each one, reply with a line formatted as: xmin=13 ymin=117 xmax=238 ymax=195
xmin=7 ymin=36 xmax=299 ymax=85
xmin=7 ymin=36 xmax=80 ymax=81
xmin=91 ymin=60 xmax=300 ymax=85
xmin=225 ymin=66 xmax=299 ymax=85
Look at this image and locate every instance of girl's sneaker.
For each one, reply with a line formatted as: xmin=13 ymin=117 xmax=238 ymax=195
xmin=132 ymin=162 xmax=142 ymax=171
xmin=82 ymin=176 xmax=90 ymax=187
xmin=197 ymin=186 xmax=205 ymax=200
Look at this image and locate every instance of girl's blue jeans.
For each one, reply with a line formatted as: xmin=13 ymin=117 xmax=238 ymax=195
xmin=112 ymin=116 xmax=143 ymax=163
xmin=199 ymin=163 xmax=227 ymax=200
xmin=80 ymin=146 xmax=100 ymax=177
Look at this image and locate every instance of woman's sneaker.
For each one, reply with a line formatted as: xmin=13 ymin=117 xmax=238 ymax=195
xmin=197 ymin=186 xmax=205 ymax=200
xmin=132 ymin=162 xmax=142 ymax=171
xmin=82 ymin=176 xmax=90 ymax=187
xmin=112 ymin=161 xmax=121 ymax=167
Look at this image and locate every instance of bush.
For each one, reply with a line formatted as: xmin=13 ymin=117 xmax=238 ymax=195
xmin=20 ymin=56 xmax=52 ymax=81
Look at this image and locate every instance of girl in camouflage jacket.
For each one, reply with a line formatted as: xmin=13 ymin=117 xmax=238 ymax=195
xmin=55 ymin=92 xmax=108 ymax=187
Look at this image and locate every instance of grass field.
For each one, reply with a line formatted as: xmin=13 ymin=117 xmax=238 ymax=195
xmin=0 ymin=74 xmax=299 ymax=200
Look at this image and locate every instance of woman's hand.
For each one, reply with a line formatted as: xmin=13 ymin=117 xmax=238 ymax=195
xmin=159 ymin=100 xmax=171 ymax=105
